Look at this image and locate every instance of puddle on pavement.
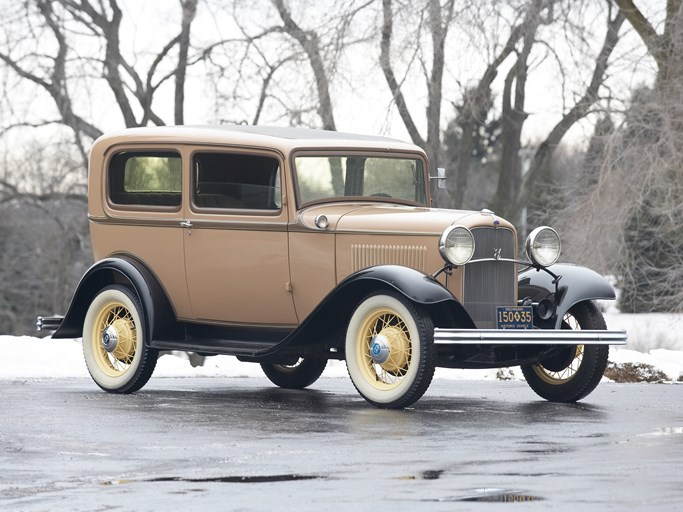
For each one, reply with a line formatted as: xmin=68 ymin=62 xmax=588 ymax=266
xmin=428 ymin=488 xmax=544 ymax=503
xmin=150 ymin=474 xmax=321 ymax=483
xmin=638 ymin=427 xmax=683 ymax=437
xmin=421 ymin=469 xmax=444 ymax=480
xmin=519 ymin=446 xmax=574 ymax=455
xmin=103 ymin=474 xmax=321 ymax=485
xmin=395 ymin=469 xmax=444 ymax=480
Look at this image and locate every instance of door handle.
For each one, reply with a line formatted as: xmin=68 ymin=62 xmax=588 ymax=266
xmin=179 ymin=220 xmax=193 ymax=229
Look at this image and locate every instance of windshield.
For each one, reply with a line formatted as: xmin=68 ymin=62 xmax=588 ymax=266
xmin=294 ymin=155 xmax=427 ymax=206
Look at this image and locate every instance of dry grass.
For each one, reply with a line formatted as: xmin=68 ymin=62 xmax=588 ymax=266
xmin=604 ymin=362 xmax=668 ymax=383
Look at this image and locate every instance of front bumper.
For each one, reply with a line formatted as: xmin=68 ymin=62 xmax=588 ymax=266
xmin=433 ymin=328 xmax=627 ymax=346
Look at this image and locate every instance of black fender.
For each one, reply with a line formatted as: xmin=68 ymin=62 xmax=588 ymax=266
xmin=52 ymin=256 xmax=179 ymax=342
xmin=518 ymin=263 xmax=616 ymax=329
xmin=277 ymin=265 xmax=474 ymax=355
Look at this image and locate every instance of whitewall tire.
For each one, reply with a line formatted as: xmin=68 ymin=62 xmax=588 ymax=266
xmin=345 ymin=292 xmax=435 ymax=408
xmin=82 ymin=285 xmax=158 ymax=393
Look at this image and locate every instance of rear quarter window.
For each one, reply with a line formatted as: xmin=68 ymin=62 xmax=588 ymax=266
xmin=108 ymin=151 xmax=181 ymax=208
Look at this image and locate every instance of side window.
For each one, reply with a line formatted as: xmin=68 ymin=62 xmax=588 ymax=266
xmin=192 ymin=152 xmax=281 ymax=211
xmin=108 ymin=151 xmax=181 ymax=208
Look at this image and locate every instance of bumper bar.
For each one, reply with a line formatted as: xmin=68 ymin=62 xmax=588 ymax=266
xmin=433 ymin=328 xmax=627 ymax=346
xmin=36 ymin=316 xmax=64 ymax=332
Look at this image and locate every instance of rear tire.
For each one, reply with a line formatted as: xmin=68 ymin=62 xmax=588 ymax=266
xmin=82 ymin=285 xmax=158 ymax=393
xmin=260 ymin=358 xmax=327 ymax=389
xmin=521 ymin=301 xmax=609 ymax=402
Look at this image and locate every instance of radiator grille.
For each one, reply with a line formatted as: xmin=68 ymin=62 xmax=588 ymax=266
xmin=351 ymin=244 xmax=427 ymax=272
xmin=463 ymin=227 xmax=517 ymax=328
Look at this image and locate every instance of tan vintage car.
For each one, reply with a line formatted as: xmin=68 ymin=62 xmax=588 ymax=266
xmin=38 ymin=125 xmax=626 ymax=408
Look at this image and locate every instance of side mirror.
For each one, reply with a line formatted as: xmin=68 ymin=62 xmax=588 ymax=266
xmin=430 ymin=167 xmax=446 ymax=189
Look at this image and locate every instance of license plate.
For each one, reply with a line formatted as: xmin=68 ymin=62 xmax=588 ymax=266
xmin=496 ymin=306 xmax=533 ymax=330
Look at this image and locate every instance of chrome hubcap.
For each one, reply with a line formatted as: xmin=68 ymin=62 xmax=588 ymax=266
xmin=101 ymin=325 xmax=119 ymax=353
xmin=370 ymin=334 xmax=391 ymax=364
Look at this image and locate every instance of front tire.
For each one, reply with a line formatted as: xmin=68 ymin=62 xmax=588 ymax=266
xmin=260 ymin=358 xmax=327 ymax=389
xmin=345 ymin=292 xmax=436 ymax=409
xmin=82 ymin=285 xmax=158 ymax=393
xmin=521 ymin=301 xmax=609 ymax=402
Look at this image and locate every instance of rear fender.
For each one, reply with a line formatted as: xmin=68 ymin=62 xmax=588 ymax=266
xmin=518 ymin=263 xmax=616 ymax=329
xmin=52 ymin=256 xmax=178 ymax=342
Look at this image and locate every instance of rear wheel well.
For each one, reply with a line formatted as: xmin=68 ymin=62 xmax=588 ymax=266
xmin=55 ymin=269 xmax=136 ymax=338
xmin=54 ymin=258 xmax=179 ymax=342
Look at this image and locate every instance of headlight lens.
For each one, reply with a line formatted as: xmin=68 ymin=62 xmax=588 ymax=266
xmin=526 ymin=226 xmax=561 ymax=267
xmin=439 ymin=226 xmax=475 ymax=266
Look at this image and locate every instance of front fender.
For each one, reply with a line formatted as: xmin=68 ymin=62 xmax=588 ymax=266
xmin=278 ymin=265 xmax=474 ymax=354
xmin=52 ymin=256 xmax=178 ymax=341
xmin=334 ymin=265 xmax=475 ymax=328
xmin=518 ymin=263 xmax=616 ymax=329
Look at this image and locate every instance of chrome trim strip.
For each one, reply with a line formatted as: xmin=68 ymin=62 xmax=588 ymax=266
xmin=433 ymin=329 xmax=627 ymax=345
xmin=88 ymin=216 xmax=287 ymax=232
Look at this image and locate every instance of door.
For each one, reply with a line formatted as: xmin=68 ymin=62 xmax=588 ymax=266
xmin=182 ymin=149 xmax=297 ymax=326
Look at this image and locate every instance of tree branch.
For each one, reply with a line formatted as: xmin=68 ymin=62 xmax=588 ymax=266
xmin=614 ymin=0 xmax=664 ymax=72
xmin=380 ymin=0 xmax=425 ymax=148
xmin=272 ymin=0 xmax=336 ymax=130
xmin=176 ymin=0 xmax=198 ymax=124
xmin=518 ymin=9 xmax=626 ymax=209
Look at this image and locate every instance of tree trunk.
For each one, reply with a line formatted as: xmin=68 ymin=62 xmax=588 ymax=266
xmin=175 ymin=0 xmax=198 ymax=125
xmin=272 ymin=0 xmax=336 ymax=130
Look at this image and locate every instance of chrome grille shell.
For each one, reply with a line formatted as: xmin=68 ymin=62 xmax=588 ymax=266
xmin=462 ymin=227 xmax=517 ymax=328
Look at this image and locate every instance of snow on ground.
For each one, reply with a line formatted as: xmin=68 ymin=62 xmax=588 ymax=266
xmin=1 ymin=312 xmax=682 ymax=382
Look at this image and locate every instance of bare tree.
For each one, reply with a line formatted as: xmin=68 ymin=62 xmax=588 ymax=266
xmin=449 ymin=16 xmax=527 ymax=209
xmin=176 ymin=0 xmax=199 ymax=125
xmin=615 ymin=0 xmax=683 ymax=88
xmin=489 ymin=2 xmax=625 ymax=229
xmin=0 ymin=138 xmax=90 ymax=335
xmin=272 ymin=0 xmax=338 ymax=130
xmin=380 ymin=0 xmax=455 ymax=173
xmin=594 ymin=0 xmax=683 ymax=312
xmin=0 ymin=1 xmax=203 ymax=334
xmin=492 ymin=0 xmax=546 ymax=220
xmin=0 ymin=0 xmax=202 ymax=163
xmin=205 ymin=0 xmax=373 ymax=130
xmin=516 ymin=6 xmax=626 ymax=224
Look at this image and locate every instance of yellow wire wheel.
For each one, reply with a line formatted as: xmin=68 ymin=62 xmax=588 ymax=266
xmin=532 ymin=344 xmax=584 ymax=385
xmin=82 ymin=285 xmax=158 ymax=393
xmin=346 ymin=293 xmax=435 ymax=408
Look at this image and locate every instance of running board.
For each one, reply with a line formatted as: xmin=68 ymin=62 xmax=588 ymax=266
xmin=150 ymin=338 xmax=281 ymax=357
xmin=433 ymin=329 xmax=627 ymax=346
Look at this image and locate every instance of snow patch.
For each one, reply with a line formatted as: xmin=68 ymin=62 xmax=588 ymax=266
xmin=2 ymin=317 xmax=683 ymax=382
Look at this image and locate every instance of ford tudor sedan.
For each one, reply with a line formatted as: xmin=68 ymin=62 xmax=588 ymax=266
xmin=38 ymin=125 xmax=626 ymax=408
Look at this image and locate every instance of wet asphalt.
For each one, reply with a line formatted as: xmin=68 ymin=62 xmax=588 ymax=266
xmin=1 ymin=376 xmax=682 ymax=511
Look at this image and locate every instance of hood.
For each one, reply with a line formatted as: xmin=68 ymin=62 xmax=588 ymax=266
xmin=296 ymin=203 xmax=514 ymax=235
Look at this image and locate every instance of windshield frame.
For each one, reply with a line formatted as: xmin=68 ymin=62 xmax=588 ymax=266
xmin=290 ymin=149 xmax=430 ymax=209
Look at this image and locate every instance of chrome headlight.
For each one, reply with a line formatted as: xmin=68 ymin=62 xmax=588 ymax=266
xmin=439 ymin=225 xmax=475 ymax=266
xmin=526 ymin=226 xmax=561 ymax=267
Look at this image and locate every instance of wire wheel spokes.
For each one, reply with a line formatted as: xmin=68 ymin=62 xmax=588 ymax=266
xmin=93 ymin=302 xmax=138 ymax=375
xmin=534 ymin=312 xmax=584 ymax=384
xmin=359 ymin=309 xmax=412 ymax=388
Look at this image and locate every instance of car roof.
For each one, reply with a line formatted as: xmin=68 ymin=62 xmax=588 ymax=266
xmin=91 ymin=125 xmax=424 ymax=156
